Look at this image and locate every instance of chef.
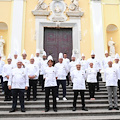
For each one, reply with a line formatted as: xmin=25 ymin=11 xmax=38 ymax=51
xmin=86 ymin=61 xmax=97 ymax=100
xmin=12 ymin=50 xmax=18 ymax=69
xmin=81 ymin=53 xmax=88 ymax=71
xmin=8 ymin=56 xmax=29 ymax=112
xmin=71 ymin=59 xmax=88 ymax=111
xmin=55 ymin=53 xmax=69 ymax=101
xmin=44 ymin=55 xmax=57 ymax=112
xmin=87 ymin=50 xmax=102 ymax=92
xmin=26 ymin=54 xmax=39 ymax=101
xmin=2 ymin=54 xmax=13 ymax=101
xmin=104 ymin=57 xmax=119 ymax=110
xmin=22 ymin=49 xmax=29 ymax=68
xmin=113 ymin=54 xmax=120 ymax=97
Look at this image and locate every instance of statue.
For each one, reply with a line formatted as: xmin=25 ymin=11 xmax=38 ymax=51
xmin=35 ymin=0 xmax=48 ymax=10
xmin=69 ymin=0 xmax=81 ymax=11
xmin=0 ymin=36 xmax=5 ymax=57
xmin=54 ymin=4 xmax=62 ymax=13
xmin=108 ymin=37 xmax=115 ymax=57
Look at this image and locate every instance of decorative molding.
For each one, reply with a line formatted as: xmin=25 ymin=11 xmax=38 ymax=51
xmin=32 ymin=10 xmax=50 ymax=16
xmin=66 ymin=11 xmax=84 ymax=17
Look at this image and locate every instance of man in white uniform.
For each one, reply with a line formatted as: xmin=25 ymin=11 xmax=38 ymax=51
xmin=8 ymin=56 xmax=29 ymax=112
xmin=104 ymin=57 xmax=119 ymax=110
xmin=0 ymin=53 xmax=5 ymax=93
xmin=113 ymin=54 xmax=120 ymax=97
xmin=26 ymin=54 xmax=39 ymax=101
xmin=55 ymin=53 xmax=69 ymax=101
xmin=22 ymin=49 xmax=29 ymax=68
xmin=71 ymin=59 xmax=88 ymax=111
xmin=87 ymin=50 xmax=102 ymax=91
xmin=81 ymin=53 xmax=88 ymax=71
xmin=12 ymin=50 xmax=18 ymax=69
xmin=2 ymin=54 xmax=13 ymax=101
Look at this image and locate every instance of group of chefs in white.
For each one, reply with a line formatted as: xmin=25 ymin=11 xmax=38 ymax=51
xmin=0 ymin=49 xmax=120 ymax=113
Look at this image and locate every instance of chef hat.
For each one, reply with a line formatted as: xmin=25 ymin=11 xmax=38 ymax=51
xmin=22 ymin=49 xmax=27 ymax=55
xmin=7 ymin=54 xmax=12 ymax=59
xmin=30 ymin=54 xmax=34 ymax=59
xmin=105 ymin=50 xmax=108 ymax=54
xmin=47 ymin=55 xmax=53 ymax=61
xmin=115 ymin=53 xmax=119 ymax=60
xmin=71 ymin=54 xmax=76 ymax=58
xmin=43 ymin=51 xmax=47 ymax=56
xmin=82 ymin=53 xmax=85 ymax=57
xmin=14 ymin=50 xmax=18 ymax=55
xmin=36 ymin=49 xmax=40 ymax=54
xmin=91 ymin=50 xmax=95 ymax=55
xmin=76 ymin=59 xmax=81 ymax=65
xmin=17 ymin=56 xmax=23 ymax=63
xmin=108 ymin=56 xmax=113 ymax=62
xmin=89 ymin=60 xmax=94 ymax=64
xmin=59 ymin=53 xmax=63 ymax=59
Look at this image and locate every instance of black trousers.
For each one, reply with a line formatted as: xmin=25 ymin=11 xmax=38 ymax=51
xmin=45 ymin=86 xmax=57 ymax=109
xmin=88 ymin=83 xmax=96 ymax=98
xmin=73 ymin=90 xmax=85 ymax=108
xmin=11 ymin=89 xmax=25 ymax=109
xmin=4 ymin=81 xmax=11 ymax=99
xmin=96 ymin=72 xmax=101 ymax=91
xmin=39 ymin=75 xmax=43 ymax=86
xmin=0 ymin=76 xmax=4 ymax=92
xmin=118 ymin=80 xmax=120 ymax=96
xmin=57 ymin=80 xmax=66 ymax=97
xmin=66 ymin=73 xmax=70 ymax=85
xmin=27 ymin=79 xmax=37 ymax=99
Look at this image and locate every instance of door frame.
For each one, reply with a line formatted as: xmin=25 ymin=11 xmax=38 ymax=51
xmin=35 ymin=17 xmax=82 ymax=58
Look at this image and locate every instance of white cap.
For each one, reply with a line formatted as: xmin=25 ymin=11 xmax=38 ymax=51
xmin=43 ymin=51 xmax=47 ymax=56
xmin=47 ymin=55 xmax=53 ymax=61
xmin=7 ymin=54 xmax=12 ymax=59
xmin=108 ymin=56 xmax=113 ymax=62
xmin=30 ymin=54 xmax=34 ymax=59
xmin=72 ymin=54 xmax=76 ymax=58
xmin=59 ymin=53 xmax=63 ymax=59
xmin=82 ymin=53 xmax=85 ymax=57
xmin=17 ymin=56 xmax=23 ymax=63
xmin=91 ymin=50 xmax=95 ymax=55
xmin=89 ymin=60 xmax=94 ymax=64
xmin=14 ymin=50 xmax=18 ymax=55
xmin=76 ymin=59 xmax=81 ymax=65
xmin=22 ymin=49 xmax=27 ymax=55
xmin=105 ymin=50 xmax=108 ymax=54
xmin=36 ymin=49 xmax=40 ymax=53
xmin=115 ymin=53 xmax=119 ymax=60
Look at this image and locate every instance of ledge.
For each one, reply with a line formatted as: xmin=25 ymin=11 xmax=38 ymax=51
xmin=66 ymin=11 xmax=84 ymax=17
xmin=32 ymin=10 xmax=50 ymax=16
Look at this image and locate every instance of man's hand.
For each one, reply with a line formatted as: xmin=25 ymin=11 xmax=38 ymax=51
xmin=6 ymin=75 xmax=9 ymax=79
xmin=8 ymin=85 xmax=11 ymax=90
xmin=25 ymin=86 xmax=28 ymax=90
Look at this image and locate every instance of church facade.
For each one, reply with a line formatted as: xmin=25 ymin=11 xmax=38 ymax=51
xmin=0 ymin=0 xmax=120 ymax=61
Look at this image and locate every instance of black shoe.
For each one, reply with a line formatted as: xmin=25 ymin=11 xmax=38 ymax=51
xmin=33 ymin=98 xmax=37 ymax=101
xmin=82 ymin=107 xmax=88 ymax=111
xmin=21 ymin=109 xmax=26 ymax=112
xmin=108 ymin=107 xmax=113 ymax=110
xmin=45 ymin=108 xmax=49 ymax=112
xmin=97 ymin=89 xmax=100 ymax=92
xmin=26 ymin=98 xmax=30 ymax=101
xmin=114 ymin=107 xmax=119 ymax=110
xmin=53 ymin=108 xmax=57 ymax=112
xmin=9 ymin=109 xmax=15 ymax=113
xmin=4 ymin=99 xmax=9 ymax=101
xmin=72 ymin=107 xmax=76 ymax=111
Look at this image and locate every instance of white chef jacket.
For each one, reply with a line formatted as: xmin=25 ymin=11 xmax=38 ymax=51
xmin=102 ymin=57 xmax=109 ymax=69
xmin=2 ymin=64 xmax=13 ymax=82
xmin=69 ymin=61 xmax=76 ymax=76
xmin=87 ymin=58 xmax=102 ymax=72
xmin=86 ymin=68 xmax=97 ymax=83
xmin=55 ymin=62 xmax=69 ymax=80
xmin=104 ymin=67 xmax=118 ymax=86
xmin=71 ymin=69 xmax=86 ymax=90
xmin=26 ymin=63 xmax=39 ymax=79
xmin=113 ymin=62 xmax=120 ymax=80
xmin=12 ymin=58 xmax=18 ymax=69
xmin=81 ymin=60 xmax=88 ymax=71
xmin=8 ymin=68 xmax=29 ymax=89
xmin=0 ymin=60 xmax=5 ymax=75
xmin=34 ymin=56 xmax=43 ymax=75
xmin=63 ymin=58 xmax=70 ymax=65
xmin=44 ymin=66 xmax=57 ymax=87
xmin=22 ymin=59 xmax=30 ymax=68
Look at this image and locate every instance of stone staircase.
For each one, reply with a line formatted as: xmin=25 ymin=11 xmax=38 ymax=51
xmin=0 ymin=81 xmax=120 ymax=120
